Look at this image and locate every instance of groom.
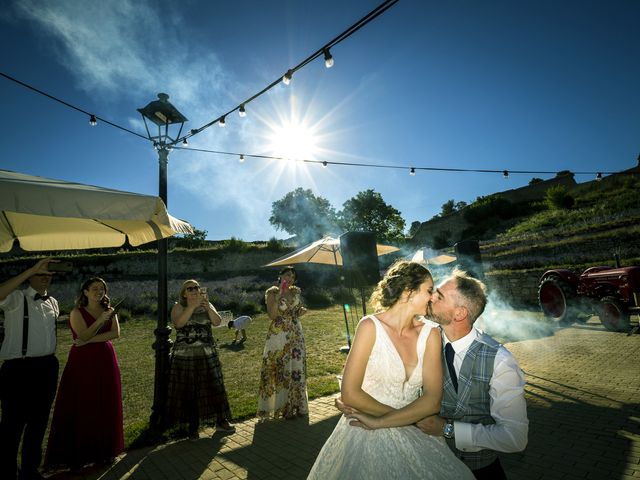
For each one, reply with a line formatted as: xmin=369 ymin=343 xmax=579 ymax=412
xmin=416 ymin=269 xmax=528 ymax=479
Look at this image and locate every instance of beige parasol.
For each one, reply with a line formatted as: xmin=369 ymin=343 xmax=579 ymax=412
xmin=0 ymin=169 xmax=193 ymax=252
xmin=264 ymin=235 xmax=399 ymax=267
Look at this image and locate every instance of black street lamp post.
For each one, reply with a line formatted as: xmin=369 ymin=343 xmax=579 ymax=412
xmin=137 ymin=93 xmax=188 ymax=427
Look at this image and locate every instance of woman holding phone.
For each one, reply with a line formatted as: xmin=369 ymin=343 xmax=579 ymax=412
xmin=166 ymin=279 xmax=235 ymax=438
xmin=45 ymin=277 xmax=123 ymax=471
xmin=257 ymin=266 xmax=308 ymax=420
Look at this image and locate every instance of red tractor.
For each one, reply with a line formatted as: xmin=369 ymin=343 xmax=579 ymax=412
xmin=538 ymin=259 xmax=640 ymax=332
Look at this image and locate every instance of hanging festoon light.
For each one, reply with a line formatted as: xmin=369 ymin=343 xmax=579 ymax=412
xmin=282 ymin=69 xmax=293 ymax=85
xmin=182 ymin=138 xmax=188 ymax=146
xmin=322 ymin=161 xmax=328 ymax=168
xmin=323 ymin=48 xmax=334 ymax=68
xmin=89 ymin=114 xmax=97 ymax=126
xmin=239 ymin=104 xmax=246 ymax=117
xmin=219 ymin=116 xmax=226 ymax=127
xmin=596 ymin=172 xmax=603 ymax=181
xmin=503 ymin=170 xmax=509 ymax=179
xmin=410 ymin=167 xmax=416 ymax=176
xmin=239 ymin=154 xmax=245 ymax=163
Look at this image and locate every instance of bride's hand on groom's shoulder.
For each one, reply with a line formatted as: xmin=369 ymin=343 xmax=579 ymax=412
xmin=415 ymin=415 xmax=445 ymax=435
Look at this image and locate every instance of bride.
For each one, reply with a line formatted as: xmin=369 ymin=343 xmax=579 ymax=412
xmin=307 ymin=261 xmax=473 ymax=479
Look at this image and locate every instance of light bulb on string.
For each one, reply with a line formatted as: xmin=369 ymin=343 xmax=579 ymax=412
xmin=89 ymin=114 xmax=97 ymax=126
xmin=282 ymin=70 xmax=293 ymax=85
xmin=182 ymin=138 xmax=188 ymax=146
xmin=322 ymin=161 xmax=328 ymax=168
xmin=410 ymin=167 xmax=416 ymax=176
xmin=323 ymin=48 xmax=334 ymax=68
xmin=503 ymin=170 xmax=509 ymax=179
xmin=239 ymin=154 xmax=245 ymax=163
xmin=596 ymin=172 xmax=603 ymax=181
xmin=219 ymin=116 xmax=226 ymax=127
xmin=239 ymin=104 xmax=246 ymax=117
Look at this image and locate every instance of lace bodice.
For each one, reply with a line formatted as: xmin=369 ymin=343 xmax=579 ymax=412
xmin=361 ymin=315 xmax=435 ymax=409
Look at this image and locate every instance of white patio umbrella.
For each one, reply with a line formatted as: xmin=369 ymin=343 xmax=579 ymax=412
xmin=264 ymin=235 xmax=399 ymax=267
xmin=410 ymin=248 xmax=457 ymax=265
xmin=0 ymin=169 xmax=193 ymax=252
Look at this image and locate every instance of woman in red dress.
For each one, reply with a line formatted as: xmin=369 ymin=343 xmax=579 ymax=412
xmin=45 ymin=277 xmax=123 ymax=471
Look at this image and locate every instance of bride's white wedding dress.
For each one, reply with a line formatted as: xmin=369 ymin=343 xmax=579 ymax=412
xmin=307 ymin=315 xmax=473 ymax=479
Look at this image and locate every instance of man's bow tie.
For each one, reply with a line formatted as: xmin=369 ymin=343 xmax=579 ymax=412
xmin=34 ymin=293 xmax=50 ymax=301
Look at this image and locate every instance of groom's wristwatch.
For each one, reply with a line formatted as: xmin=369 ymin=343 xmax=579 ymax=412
xmin=443 ymin=420 xmax=455 ymax=439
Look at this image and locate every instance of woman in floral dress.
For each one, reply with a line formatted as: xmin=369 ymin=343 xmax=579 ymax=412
xmin=257 ymin=266 xmax=308 ymax=419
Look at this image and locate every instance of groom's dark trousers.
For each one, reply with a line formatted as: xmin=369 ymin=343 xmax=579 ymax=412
xmin=472 ymin=457 xmax=507 ymax=480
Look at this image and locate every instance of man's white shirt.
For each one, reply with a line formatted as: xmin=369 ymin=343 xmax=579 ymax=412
xmin=0 ymin=286 xmax=58 ymax=360
xmin=443 ymin=327 xmax=528 ymax=453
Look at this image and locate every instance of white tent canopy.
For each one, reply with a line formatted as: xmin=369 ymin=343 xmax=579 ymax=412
xmin=0 ymin=169 xmax=193 ymax=252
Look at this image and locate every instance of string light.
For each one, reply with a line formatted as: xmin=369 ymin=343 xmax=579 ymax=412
xmin=219 ymin=116 xmax=226 ymax=127
xmin=182 ymin=138 xmax=188 ymax=146
xmin=89 ymin=114 xmax=97 ymax=126
xmin=239 ymin=104 xmax=246 ymax=117
xmin=2 ymin=2 xmax=402 ymax=147
xmin=323 ymin=48 xmax=334 ymax=68
xmin=239 ymin=154 xmax=245 ymax=163
xmin=410 ymin=167 xmax=416 ymax=176
xmin=322 ymin=161 xmax=328 ymax=168
xmin=503 ymin=170 xmax=509 ymax=178
xmin=175 ymin=145 xmax=628 ymax=179
xmin=596 ymin=172 xmax=603 ymax=181
xmin=282 ymin=69 xmax=293 ymax=85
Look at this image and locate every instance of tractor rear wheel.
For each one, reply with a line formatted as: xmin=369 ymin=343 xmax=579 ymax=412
xmin=538 ymin=276 xmax=576 ymax=325
xmin=598 ymin=296 xmax=630 ymax=332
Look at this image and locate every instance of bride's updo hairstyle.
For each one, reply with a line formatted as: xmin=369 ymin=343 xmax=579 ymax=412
xmin=370 ymin=261 xmax=432 ymax=311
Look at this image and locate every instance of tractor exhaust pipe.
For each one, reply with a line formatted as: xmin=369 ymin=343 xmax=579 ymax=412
xmin=614 ymin=253 xmax=621 ymax=268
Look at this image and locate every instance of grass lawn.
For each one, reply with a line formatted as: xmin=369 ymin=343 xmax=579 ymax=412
xmin=51 ymin=304 xmax=353 ymax=449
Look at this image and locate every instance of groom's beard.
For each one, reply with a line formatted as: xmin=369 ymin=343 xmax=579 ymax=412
xmin=427 ymin=302 xmax=450 ymax=326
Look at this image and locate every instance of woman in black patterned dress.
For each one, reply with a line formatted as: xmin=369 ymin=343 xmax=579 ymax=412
xmin=166 ymin=279 xmax=235 ymax=438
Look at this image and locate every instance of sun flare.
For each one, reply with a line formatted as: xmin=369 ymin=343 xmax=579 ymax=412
xmin=268 ymin=121 xmax=319 ymax=161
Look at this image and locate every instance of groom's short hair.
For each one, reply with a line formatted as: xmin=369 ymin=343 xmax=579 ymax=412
xmin=450 ymin=269 xmax=487 ymax=324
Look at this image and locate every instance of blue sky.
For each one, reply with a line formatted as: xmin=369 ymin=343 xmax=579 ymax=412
xmin=1 ymin=0 xmax=638 ymax=242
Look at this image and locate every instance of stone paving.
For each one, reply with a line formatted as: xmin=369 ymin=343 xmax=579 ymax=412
xmin=46 ymin=316 xmax=640 ymax=480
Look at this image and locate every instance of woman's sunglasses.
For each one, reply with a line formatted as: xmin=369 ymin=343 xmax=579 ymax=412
xmin=186 ymin=285 xmax=200 ymax=292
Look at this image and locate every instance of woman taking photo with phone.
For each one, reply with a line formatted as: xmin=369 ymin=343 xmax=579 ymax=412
xmin=257 ymin=266 xmax=308 ymax=420
xmin=45 ymin=277 xmax=123 ymax=472
xmin=165 ymin=279 xmax=235 ymax=439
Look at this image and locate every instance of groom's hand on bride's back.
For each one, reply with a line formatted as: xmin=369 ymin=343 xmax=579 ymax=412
xmin=415 ymin=415 xmax=445 ymax=435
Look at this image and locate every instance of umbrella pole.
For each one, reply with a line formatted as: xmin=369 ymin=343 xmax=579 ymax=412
xmin=340 ymin=303 xmax=351 ymax=353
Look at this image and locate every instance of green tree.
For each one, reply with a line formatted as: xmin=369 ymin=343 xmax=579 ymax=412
xmin=338 ymin=189 xmax=405 ymax=242
xmin=408 ymin=221 xmax=422 ymax=237
xmin=172 ymin=228 xmax=208 ymax=249
xmin=269 ymin=188 xmax=338 ymax=243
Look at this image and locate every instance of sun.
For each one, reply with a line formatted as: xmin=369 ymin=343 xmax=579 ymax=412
xmin=268 ymin=120 xmax=319 ymax=161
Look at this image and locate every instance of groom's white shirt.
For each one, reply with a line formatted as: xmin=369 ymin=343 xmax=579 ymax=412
xmin=443 ymin=327 xmax=528 ymax=453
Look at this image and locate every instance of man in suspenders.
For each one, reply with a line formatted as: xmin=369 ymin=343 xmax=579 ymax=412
xmin=0 ymin=259 xmax=59 ymax=480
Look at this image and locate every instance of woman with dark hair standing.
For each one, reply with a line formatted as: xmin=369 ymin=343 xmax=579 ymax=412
xmin=45 ymin=277 xmax=123 ymax=471
xmin=166 ymin=279 xmax=235 ymax=438
xmin=257 ymin=266 xmax=308 ymax=420
xmin=307 ymin=261 xmax=473 ymax=479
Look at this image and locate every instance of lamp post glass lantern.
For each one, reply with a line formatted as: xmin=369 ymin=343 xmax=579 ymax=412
xmin=138 ymin=92 xmax=188 ymax=427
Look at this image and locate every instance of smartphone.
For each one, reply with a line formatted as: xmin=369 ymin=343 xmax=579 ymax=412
xmin=48 ymin=261 xmax=73 ymax=273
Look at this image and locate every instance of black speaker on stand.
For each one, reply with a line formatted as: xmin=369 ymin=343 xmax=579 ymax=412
xmin=454 ymin=239 xmax=484 ymax=279
xmin=339 ymin=232 xmax=380 ymax=352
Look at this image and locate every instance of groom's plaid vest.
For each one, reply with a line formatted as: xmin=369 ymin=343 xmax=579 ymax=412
xmin=441 ymin=332 xmax=500 ymax=471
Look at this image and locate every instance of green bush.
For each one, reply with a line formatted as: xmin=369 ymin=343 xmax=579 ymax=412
xmin=303 ymin=289 xmax=334 ymax=308
xmin=545 ymin=185 xmax=575 ymax=210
